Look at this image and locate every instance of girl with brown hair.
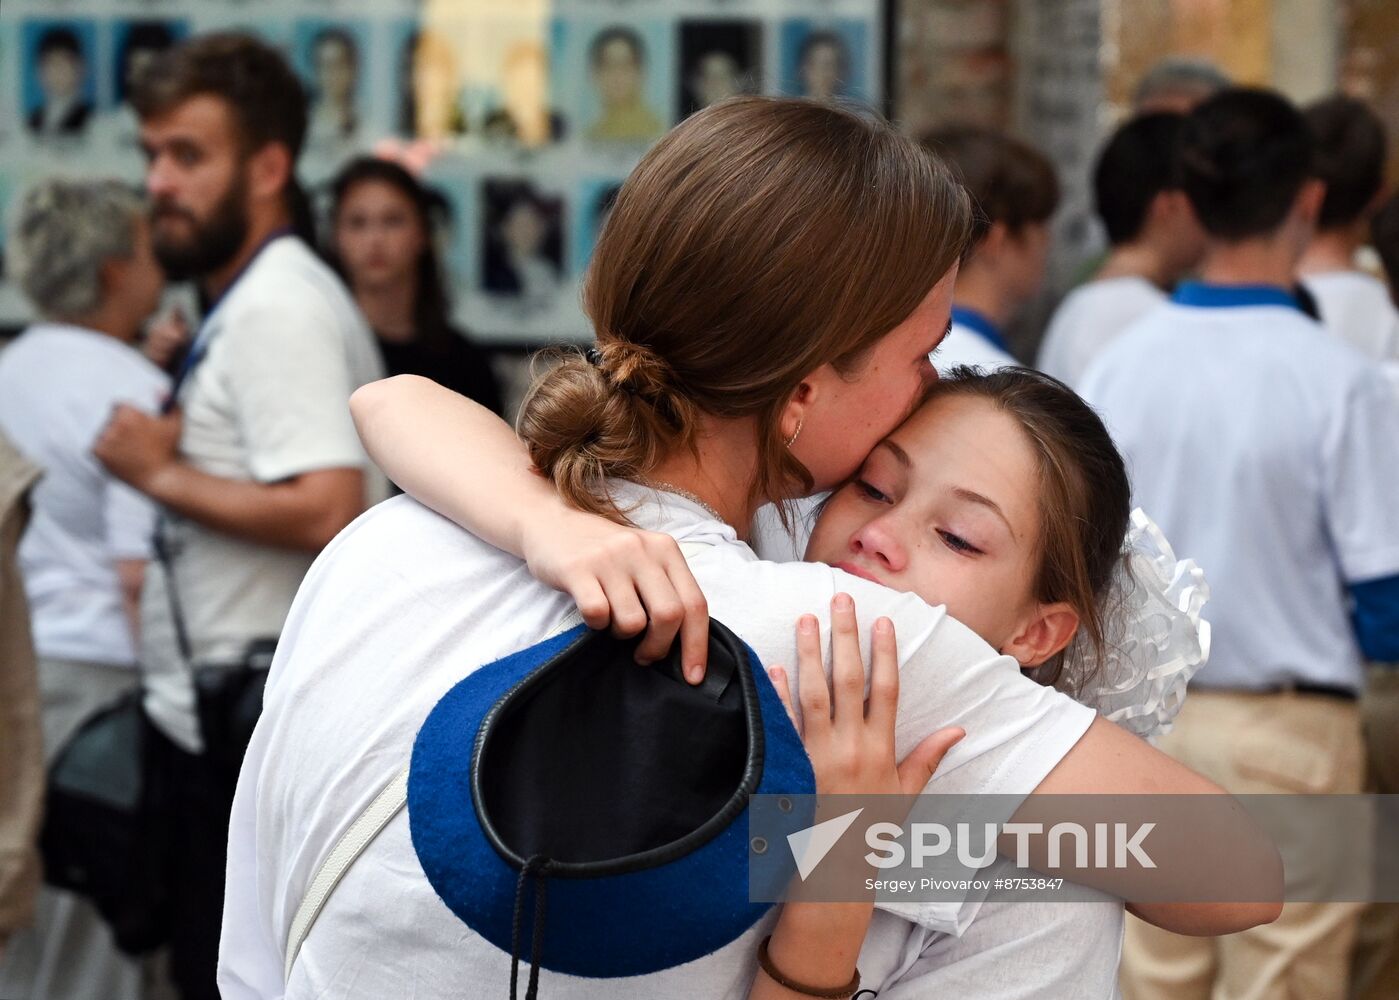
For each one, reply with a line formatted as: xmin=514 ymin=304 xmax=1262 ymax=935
xmin=223 ymin=98 xmax=1276 ymax=1000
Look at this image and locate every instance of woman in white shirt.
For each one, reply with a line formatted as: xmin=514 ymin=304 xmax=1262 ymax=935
xmin=222 ymin=99 xmax=1276 ymax=1000
xmin=0 ymin=180 xmax=168 ymax=999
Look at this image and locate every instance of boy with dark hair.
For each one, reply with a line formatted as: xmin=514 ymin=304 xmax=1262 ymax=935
xmin=920 ymin=124 xmax=1058 ymax=370
xmin=1297 ymin=95 xmax=1398 ymax=377
xmin=1301 ymin=96 xmax=1399 ymax=1000
xmin=92 ymin=32 xmax=385 ymax=999
xmin=1039 ymin=112 xmax=1206 ymax=386
xmin=1306 ymin=96 xmax=1386 ymax=232
xmin=1081 ymin=87 xmax=1399 ymax=1000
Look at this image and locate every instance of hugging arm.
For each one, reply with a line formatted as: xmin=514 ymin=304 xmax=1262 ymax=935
xmin=350 ymin=375 xmax=710 ymax=672
xmin=350 ymin=376 xmax=1283 ymax=937
xmin=1017 ymin=719 xmax=1283 ymax=933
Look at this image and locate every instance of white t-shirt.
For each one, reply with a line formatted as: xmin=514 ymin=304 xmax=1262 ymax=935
xmin=934 ymin=319 xmax=1017 ymax=375
xmin=867 ymin=899 xmax=1123 ymax=1000
xmin=0 ymin=324 xmax=168 ymax=665
xmin=1080 ymin=296 xmax=1399 ymax=694
xmin=1303 ymin=270 xmax=1399 ymax=396
xmin=1037 ymin=276 xmax=1167 ymax=389
xmin=219 ymin=485 xmax=1096 ymax=999
xmin=140 ymin=235 xmax=387 ymax=751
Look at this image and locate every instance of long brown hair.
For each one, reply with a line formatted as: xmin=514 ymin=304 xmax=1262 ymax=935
xmin=517 ymin=97 xmax=972 ymax=522
xmin=924 ymin=367 xmax=1132 ymax=694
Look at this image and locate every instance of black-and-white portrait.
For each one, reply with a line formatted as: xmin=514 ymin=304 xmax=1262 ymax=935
xmin=296 ymin=22 xmax=367 ymax=146
xmin=678 ymin=21 xmax=761 ymax=118
xmin=481 ymin=179 xmax=564 ymax=311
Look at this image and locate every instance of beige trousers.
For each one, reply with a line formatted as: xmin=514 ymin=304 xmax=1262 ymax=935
xmin=0 ymin=438 xmax=42 ymax=942
xmin=1120 ymin=689 xmax=1365 ymax=1000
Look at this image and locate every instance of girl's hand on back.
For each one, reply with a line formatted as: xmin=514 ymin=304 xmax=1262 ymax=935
xmin=769 ymin=594 xmax=965 ymax=798
xmin=750 ymin=598 xmax=963 ymax=1000
xmin=521 ymin=508 xmax=711 ymax=682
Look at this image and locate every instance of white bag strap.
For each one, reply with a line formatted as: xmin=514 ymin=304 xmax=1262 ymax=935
xmin=283 ymin=768 xmax=409 ymax=981
xmin=283 ymin=538 xmax=715 ymax=982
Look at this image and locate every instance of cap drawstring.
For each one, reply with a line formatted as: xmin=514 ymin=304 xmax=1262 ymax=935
xmin=509 ymin=855 xmax=553 ymax=1000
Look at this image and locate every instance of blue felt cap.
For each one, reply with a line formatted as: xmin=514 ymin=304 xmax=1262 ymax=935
xmin=407 ymin=619 xmax=815 ymax=980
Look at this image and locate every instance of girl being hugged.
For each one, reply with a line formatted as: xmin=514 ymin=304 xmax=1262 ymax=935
xmin=358 ymin=354 xmax=1248 ymax=993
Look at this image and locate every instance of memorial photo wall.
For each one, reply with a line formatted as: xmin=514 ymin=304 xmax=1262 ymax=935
xmin=0 ymin=0 xmax=890 ymax=345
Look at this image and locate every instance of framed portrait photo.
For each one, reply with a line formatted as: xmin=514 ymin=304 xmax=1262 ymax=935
xmin=0 ymin=0 xmax=892 ymax=346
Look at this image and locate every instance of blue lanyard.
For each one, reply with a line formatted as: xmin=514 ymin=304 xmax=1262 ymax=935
xmin=950 ymin=306 xmax=1010 ymax=353
xmin=163 ymin=228 xmax=294 ymax=413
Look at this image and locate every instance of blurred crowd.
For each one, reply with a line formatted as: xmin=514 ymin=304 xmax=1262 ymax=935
xmin=0 ymin=30 xmax=1395 ymax=1000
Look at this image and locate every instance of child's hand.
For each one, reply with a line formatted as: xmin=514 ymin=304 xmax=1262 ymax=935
xmin=768 ymin=594 xmax=964 ymax=798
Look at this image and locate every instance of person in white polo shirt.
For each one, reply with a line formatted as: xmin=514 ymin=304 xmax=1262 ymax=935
xmin=1038 ymin=112 xmax=1206 ymax=388
xmin=88 ymin=34 xmax=385 ymax=1000
xmin=0 ymin=178 xmax=167 ymax=1000
xmin=1080 ymin=87 xmax=1399 ymax=1000
xmin=1297 ymin=95 xmax=1399 ymax=392
xmin=919 ymin=125 xmax=1059 ymax=372
xmin=1297 ymin=93 xmax=1399 ymax=1000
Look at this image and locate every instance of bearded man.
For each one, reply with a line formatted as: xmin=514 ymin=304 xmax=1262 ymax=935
xmin=91 ymin=32 xmax=385 ymax=1000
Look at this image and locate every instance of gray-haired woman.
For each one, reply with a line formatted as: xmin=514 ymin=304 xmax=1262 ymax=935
xmin=0 ymin=177 xmax=167 ymax=1000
